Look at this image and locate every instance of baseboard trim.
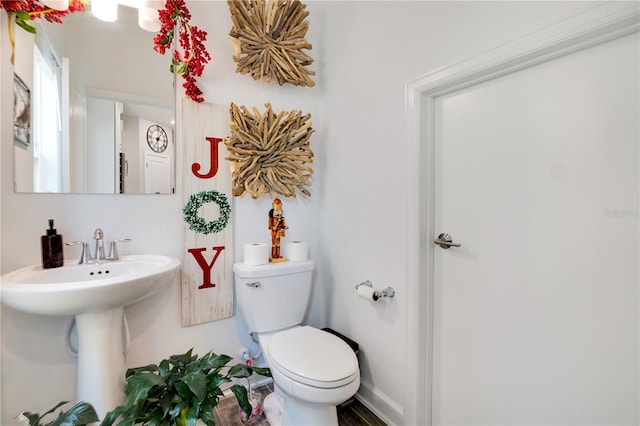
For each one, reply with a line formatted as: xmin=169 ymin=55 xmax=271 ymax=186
xmin=356 ymin=379 xmax=403 ymax=426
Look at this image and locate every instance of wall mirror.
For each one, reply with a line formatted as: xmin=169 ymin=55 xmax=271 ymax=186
xmin=12 ymin=5 xmax=175 ymax=194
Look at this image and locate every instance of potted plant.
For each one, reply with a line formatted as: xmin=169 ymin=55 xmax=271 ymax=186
xmin=100 ymin=348 xmax=271 ymax=426
xmin=237 ymin=359 xmax=264 ymax=426
xmin=17 ymin=401 xmax=98 ymax=426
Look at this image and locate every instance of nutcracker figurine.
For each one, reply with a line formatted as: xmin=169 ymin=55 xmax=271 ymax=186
xmin=268 ymin=198 xmax=288 ymax=262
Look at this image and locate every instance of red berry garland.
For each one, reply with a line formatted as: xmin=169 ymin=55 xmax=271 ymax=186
xmin=154 ymin=0 xmax=211 ymax=103
xmin=1 ymin=0 xmax=86 ymax=64
xmin=1 ymin=0 xmax=85 ymax=27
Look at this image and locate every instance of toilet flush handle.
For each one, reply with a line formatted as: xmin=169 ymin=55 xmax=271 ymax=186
xmin=246 ymin=281 xmax=262 ymax=288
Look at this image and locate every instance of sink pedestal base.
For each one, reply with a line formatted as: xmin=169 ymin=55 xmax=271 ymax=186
xmin=75 ymin=307 xmax=126 ymax=420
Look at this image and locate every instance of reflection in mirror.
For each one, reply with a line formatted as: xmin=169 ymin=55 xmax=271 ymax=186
xmin=12 ymin=5 xmax=175 ymax=194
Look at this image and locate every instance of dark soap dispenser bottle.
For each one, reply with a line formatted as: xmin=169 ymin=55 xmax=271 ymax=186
xmin=41 ymin=219 xmax=63 ymax=268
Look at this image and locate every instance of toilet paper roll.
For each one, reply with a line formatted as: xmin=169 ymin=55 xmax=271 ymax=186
xmin=244 ymin=243 xmax=270 ymax=266
xmin=357 ymin=284 xmax=379 ymax=302
xmin=285 ymin=241 xmax=309 ymax=261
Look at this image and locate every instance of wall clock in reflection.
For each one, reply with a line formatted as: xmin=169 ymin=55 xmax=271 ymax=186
xmin=147 ymin=124 xmax=168 ymax=153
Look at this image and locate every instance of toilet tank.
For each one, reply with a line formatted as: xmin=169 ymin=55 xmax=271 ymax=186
xmin=234 ymin=260 xmax=314 ymax=333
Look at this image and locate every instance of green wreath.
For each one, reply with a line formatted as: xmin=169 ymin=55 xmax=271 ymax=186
xmin=183 ymin=190 xmax=231 ymax=235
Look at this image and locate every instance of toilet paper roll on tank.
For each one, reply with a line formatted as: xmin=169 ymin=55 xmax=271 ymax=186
xmin=243 ymin=243 xmax=270 ymax=265
xmin=284 ymin=241 xmax=309 ymax=261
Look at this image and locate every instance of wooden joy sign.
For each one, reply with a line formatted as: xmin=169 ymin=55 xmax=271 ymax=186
xmin=181 ymin=100 xmax=234 ymax=326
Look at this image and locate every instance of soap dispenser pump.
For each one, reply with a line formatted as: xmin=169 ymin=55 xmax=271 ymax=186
xmin=41 ymin=219 xmax=63 ymax=268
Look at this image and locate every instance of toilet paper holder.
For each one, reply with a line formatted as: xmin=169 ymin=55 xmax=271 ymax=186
xmin=355 ymin=280 xmax=395 ymax=301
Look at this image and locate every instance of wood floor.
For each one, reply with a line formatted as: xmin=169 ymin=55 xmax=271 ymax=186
xmin=213 ymin=384 xmax=386 ymax=426
xmin=336 ymin=398 xmax=387 ymax=426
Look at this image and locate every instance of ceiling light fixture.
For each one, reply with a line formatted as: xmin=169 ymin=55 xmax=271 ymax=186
xmin=92 ymin=0 xmax=118 ymax=22
xmin=42 ymin=0 xmax=69 ymax=11
xmin=138 ymin=0 xmax=162 ymax=33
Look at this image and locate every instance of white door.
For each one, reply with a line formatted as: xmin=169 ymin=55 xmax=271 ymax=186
xmin=144 ymin=153 xmax=171 ymax=194
xmin=432 ymin=32 xmax=638 ymax=425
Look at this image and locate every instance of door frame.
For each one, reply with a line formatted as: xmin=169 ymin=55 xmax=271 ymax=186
xmin=404 ymin=4 xmax=639 ymax=425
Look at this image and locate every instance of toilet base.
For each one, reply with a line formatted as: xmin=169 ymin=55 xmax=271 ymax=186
xmin=263 ymin=390 xmax=339 ymax=426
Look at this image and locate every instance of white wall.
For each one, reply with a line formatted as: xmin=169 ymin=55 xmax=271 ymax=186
xmin=1 ymin=2 xmax=608 ymax=425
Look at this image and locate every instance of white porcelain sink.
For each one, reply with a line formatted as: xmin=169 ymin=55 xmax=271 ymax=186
xmin=1 ymin=254 xmax=180 ymax=316
xmin=0 ymin=254 xmax=180 ymax=420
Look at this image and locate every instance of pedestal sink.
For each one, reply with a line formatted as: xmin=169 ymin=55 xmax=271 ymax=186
xmin=0 ymin=255 xmax=180 ymax=420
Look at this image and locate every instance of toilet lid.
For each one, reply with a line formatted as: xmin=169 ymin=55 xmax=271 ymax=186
xmin=269 ymin=326 xmax=358 ymax=385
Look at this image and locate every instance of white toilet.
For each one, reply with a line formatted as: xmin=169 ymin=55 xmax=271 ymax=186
xmin=233 ymin=260 xmax=360 ymax=426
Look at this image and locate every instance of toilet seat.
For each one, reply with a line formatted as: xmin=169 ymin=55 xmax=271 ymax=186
xmin=269 ymin=326 xmax=359 ymax=389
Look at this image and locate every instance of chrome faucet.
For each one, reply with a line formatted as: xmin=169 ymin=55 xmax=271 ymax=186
xmin=93 ymin=228 xmax=105 ymax=262
xmin=66 ymin=229 xmax=131 ymax=264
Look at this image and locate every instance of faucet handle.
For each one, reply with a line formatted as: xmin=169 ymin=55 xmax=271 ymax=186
xmin=65 ymin=241 xmax=92 ymax=264
xmin=93 ymin=228 xmax=103 ymax=240
xmin=108 ymin=238 xmax=132 ymax=261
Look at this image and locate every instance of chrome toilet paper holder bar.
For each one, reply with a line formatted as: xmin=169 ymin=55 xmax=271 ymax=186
xmin=356 ymin=280 xmax=395 ymax=301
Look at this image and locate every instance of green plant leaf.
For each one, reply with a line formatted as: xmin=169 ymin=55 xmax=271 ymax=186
xmin=159 ymin=359 xmax=174 ymax=380
xmin=199 ymin=398 xmax=214 ymax=424
xmin=13 ymin=10 xmax=31 ymax=21
xmin=39 ymin=401 xmax=70 ymax=417
xmin=230 ymin=384 xmax=252 ymax=419
xmin=184 ymin=359 xmax=201 ymax=375
xmin=124 ymin=403 xmax=145 ymax=424
xmin=168 ymin=401 xmax=187 ymax=419
xmin=126 ymin=363 xmax=159 ymax=378
xmin=251 ymin=366 xmax=273 ymax=377
xmin=125 ymin=372 xmax=165 ymax=405
xmin=169 ymin=349 xmax=195 ymax=366
xmin=47 ymin=402 xmax=99 ymax=426
xmin=176 ymin=380 xmax=193 ymax=401
xmin=158 ymin=394 xmax=174 ymax=417
xmin=227 ymin=364 xmax=253 ymax=379
xmin=100 ymin=406 xmax=126 ymax=426
xmin=208 ymin=374 xmax=230 ymax=391
xmin=182 ymin=371 xmax=207 ymax=402
xmin=188 ymin=405 xmax=201 ymax=426
xmin=208 ymin=353 xmax=233 ymax=369
xmin=147 ymin=407 xmax=164 ymax=425
xmin=20 ymin=412 xmax=41 ymax=426
xmin=199 ymin=351 xmax=212 ymax=363
xmin=181 ymin=406 xmax=198 ymax=426
xmin=15 ymin=17 xmax=36 ymax=34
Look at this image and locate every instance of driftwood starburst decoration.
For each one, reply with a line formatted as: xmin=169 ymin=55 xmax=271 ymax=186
xmin=225 ymin=103 xmax=314 ymax=198
xmin=228 ymin=0 xmax=315 ymax=87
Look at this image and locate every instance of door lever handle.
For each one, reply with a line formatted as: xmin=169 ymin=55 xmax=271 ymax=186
xmin=434 ymin=233 xmax=461 ymax=249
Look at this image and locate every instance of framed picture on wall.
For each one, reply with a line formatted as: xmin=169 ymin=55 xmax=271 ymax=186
xmin=13 ymin=73 xmax=31 ymax=146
